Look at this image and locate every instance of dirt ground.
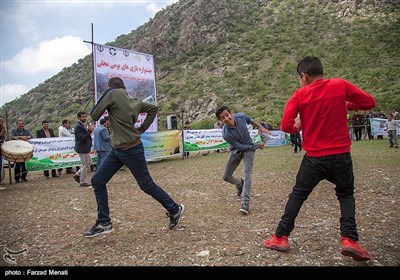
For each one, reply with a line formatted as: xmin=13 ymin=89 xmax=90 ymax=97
xmin=0 ymin=140 xmax=399 ymax=269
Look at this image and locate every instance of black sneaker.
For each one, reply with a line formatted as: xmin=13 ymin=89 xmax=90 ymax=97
xmin=167 ymin=204 xmax=185 ymax=230
xmin=237 ymin=179 xmax=244 ymax=197
xmin=73 ymin=174 xmax=80 ymax=183
xmin=83 ymin=223 xmax=113 ymax=238
xmin=239 ymin=203 xmax=249 ymax=215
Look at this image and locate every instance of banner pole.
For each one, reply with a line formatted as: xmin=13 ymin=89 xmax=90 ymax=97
xmin=91 ymin=23 xmax=95 ymax=107
xmin=83 ymin=23 xmax=95 ymax=113
xmin=4 ymin=110 xmax=12 ymax=185
xmin=181 ymin=107 xmax=185 ymax=160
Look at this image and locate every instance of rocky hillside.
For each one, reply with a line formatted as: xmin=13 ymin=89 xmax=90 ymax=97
xmin=1 ymin=0 xmax=399 ymax=133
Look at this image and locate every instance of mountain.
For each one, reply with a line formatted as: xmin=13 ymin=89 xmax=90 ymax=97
xmin=1 ymin=0 xmax=399 ymax=134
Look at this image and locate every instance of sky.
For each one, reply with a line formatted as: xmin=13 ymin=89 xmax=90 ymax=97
xmin=0 ymin=0 xmax=178 ymax=107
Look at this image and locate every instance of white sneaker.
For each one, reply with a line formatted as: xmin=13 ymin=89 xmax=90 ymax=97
xmin=0 ymin=187 xmax=6 ymax=191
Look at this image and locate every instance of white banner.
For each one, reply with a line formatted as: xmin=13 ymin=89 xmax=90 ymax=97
xmin=22 ymin=133 xmax=181 ymax=171
xmin=371 ymin=118 xmax=400 ymax=136
xmin=93 ymin=43 xmax=158 ymax=132
xmin=26 ymin=138 xmax=92 ymax=171
xmin=183 ymin=129 xmax=287 ymax=152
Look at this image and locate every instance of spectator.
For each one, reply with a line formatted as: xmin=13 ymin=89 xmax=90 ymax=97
xmin=10 ymin=119 xmax=33 ymax=183
xmin=351 ymin=111 xmax=364 ymax=141
xmin=93 ymin=117 xmax=113 ymax=169
xmin=214 ymin=121 xmax=223 ymax=129
xmin=390 ymin=108 xmax=399 ymax=120
xmin=375 ymin=110 xmax=387 ymax=140
xmin=260 ymin=119 xmax=267 ymax=129
xmin=58 ymin=119 xmax=76 ymax=175
xmin=182 ymin=121 xmax=192 ymax=158
xmin=364 ymin=110 xmax=375 ymax=140
xmin=290 ymin=132 xmax=302 ymax=153
xmin=266 ymin=120 xmax=274 ymax=130
xmin=36 ymin=120 xmax=59 ymax=179
xmin=384 ymin=113 xmax=399 ymax=148
xmin=73 ymin=112 xmax=94 ymax=187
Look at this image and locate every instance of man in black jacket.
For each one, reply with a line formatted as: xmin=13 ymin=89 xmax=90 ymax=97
xmin=36 ymin=120 xmax=59 ymax=179
xmin=73 ymin=112 xmax=94 ymax=187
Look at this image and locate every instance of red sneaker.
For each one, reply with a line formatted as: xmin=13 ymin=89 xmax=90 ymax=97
xmin=262 ymin=234 xmax=290 ymax=251
xmin=340 ymin=237 xmax=371 ymax=261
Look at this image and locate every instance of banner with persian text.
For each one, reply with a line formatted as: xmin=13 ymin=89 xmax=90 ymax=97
xmin=93 ymin=43 xmax=158 ymax=132
xmin=25 ymin=131 xmax=180 ymax=171
xmin=183 ymin=129 xmax=287 ymax=152
xmin=19 ymin=129 xmax=288 ymax=171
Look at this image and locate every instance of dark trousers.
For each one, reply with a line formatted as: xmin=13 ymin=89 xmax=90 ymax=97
xmin=14 ymin=163 xmax=27 ymax=181
xmin=276 ymin=152 xmax=359 ymax=241
xmin=354 ymin=127 xmax=362 ymax=141
xmin=91 ymin=143 xmax=179 ymax=225
xmin=44 ymin=169 xmax=57 ymax=178
xmin=293 ymin=133 xmax=302 ymax=153
xmin=57 ymin=167 xmax=74 ymax=174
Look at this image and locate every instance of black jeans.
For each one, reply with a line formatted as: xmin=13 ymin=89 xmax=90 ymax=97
xmin=293 ymin=133 xmax=302 ymax=153
xmin=276 ymin=152 xmax=359 ymax=241
xmin=44 ymin=169 xmax=57 ymax=178
xmin=14 ymin=163 xmax=27 ymax=181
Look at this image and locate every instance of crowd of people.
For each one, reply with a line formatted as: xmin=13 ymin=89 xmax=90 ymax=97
xmin=349 ymin=108 xmax=398 ymax=141
xmin=1 ymin=56 xmax=399 ymax=264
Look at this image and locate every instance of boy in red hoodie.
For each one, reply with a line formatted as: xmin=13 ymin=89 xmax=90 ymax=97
xmin=262 ymin=56 xmax=375 ymax=261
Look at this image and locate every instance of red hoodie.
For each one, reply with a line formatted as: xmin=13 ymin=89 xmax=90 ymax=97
xmin=280 ymin=78 xmax=376 ymax=157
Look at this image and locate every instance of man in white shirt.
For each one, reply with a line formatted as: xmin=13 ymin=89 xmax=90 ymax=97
xmin=58 ymin=119 xmax=75 ymax=174
xmin=59 ymin=119 xmax=74 ymax=137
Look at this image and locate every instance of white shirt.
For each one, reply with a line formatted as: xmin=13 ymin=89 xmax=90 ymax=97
xmin=59 ymin=126 xmax=74 ymax=137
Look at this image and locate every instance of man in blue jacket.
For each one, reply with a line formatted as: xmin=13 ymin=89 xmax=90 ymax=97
xmin=93 ymin=116 xmax=113 ymax=169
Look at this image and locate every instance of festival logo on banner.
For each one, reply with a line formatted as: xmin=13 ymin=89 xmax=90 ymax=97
xmin=93 ymin=43 xmax=158 ymax=132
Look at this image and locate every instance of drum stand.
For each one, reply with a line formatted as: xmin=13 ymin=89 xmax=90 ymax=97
xmin=7 ymin=160 xmax=12 ymax=185
xmin=3 ymin=160 xmax=28 ymax=185
xmin=1 ymin=160 xmax=13 ymax=185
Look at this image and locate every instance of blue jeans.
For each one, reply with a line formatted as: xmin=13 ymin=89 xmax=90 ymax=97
xmin=276 ymin=152 xmax=359 ymax=241
xmin=91 ymin=143 xmax=179 ymax=225
xmin=222 ymin=150 xmax=255 ymax=205
xmin=96 ymin=150 xmax=110 ymax=169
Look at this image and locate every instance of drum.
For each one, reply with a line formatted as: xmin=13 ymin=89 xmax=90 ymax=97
xmin=1 ymin=140 xmax=34 ymax=163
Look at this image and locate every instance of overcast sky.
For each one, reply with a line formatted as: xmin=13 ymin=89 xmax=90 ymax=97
xmin=0 ymin=0 xmax=178 ymax=107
